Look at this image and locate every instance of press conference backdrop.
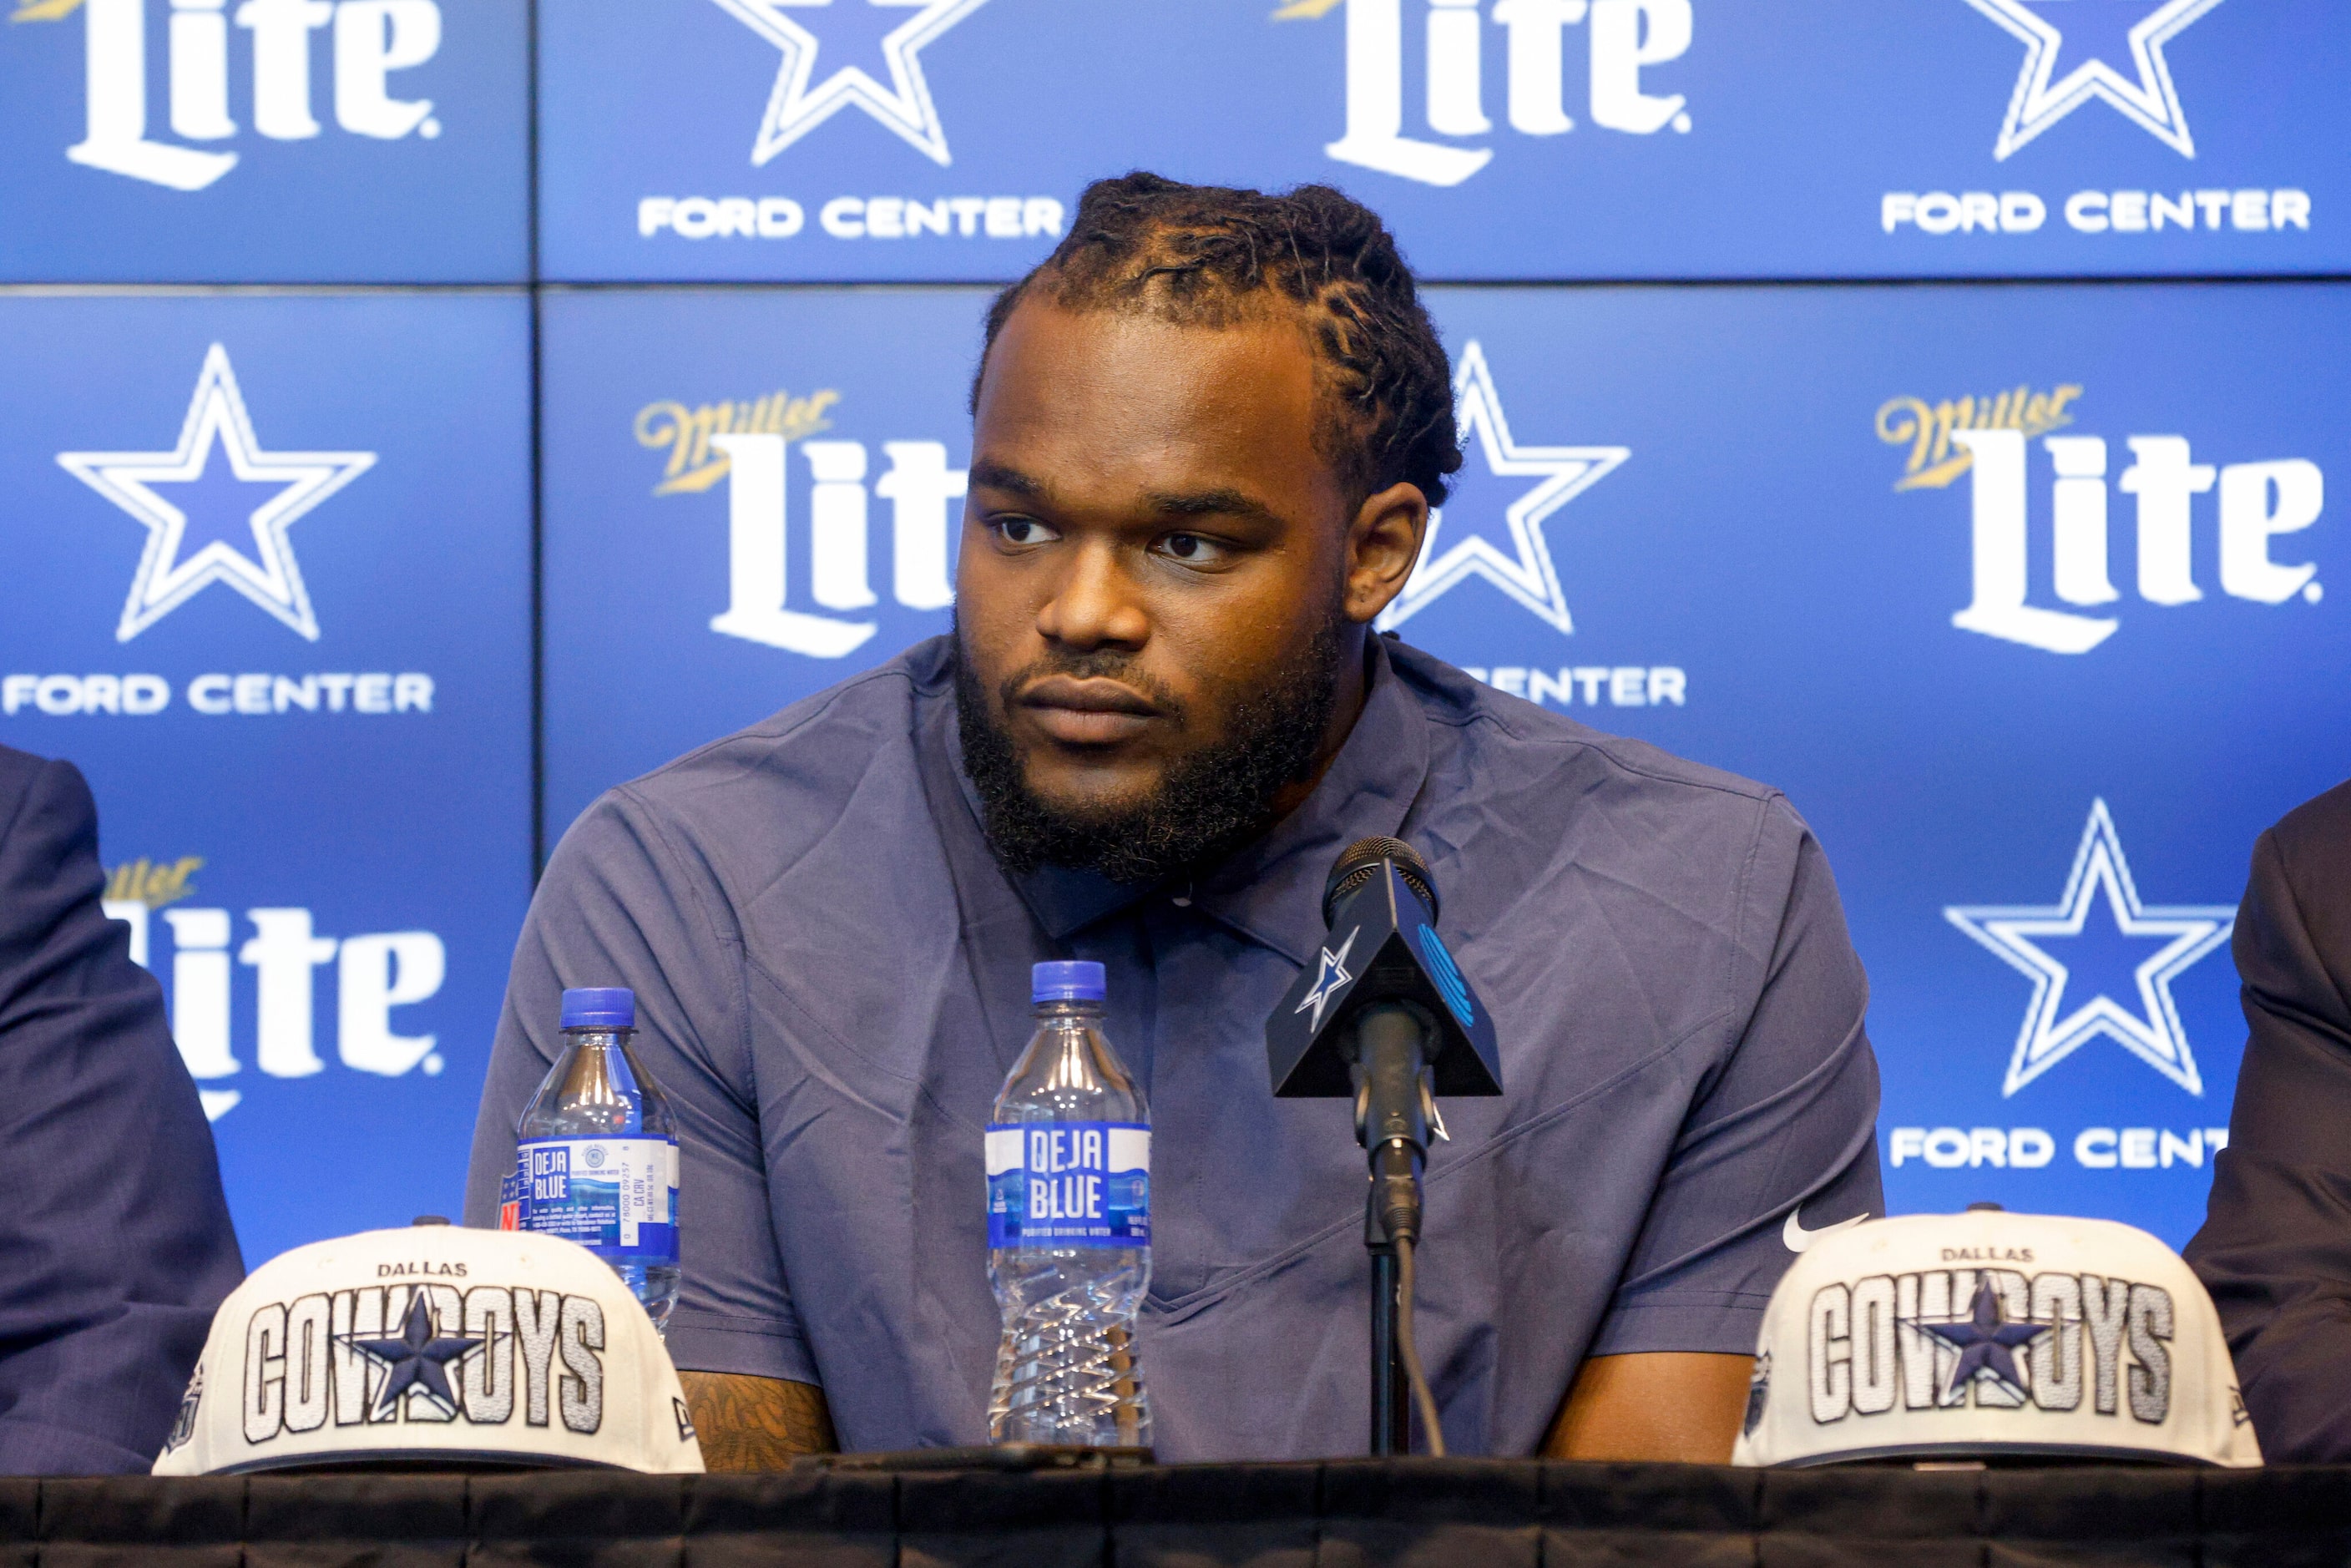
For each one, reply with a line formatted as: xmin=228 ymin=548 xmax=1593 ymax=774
xmin=0 ymin=296 xmax=533 ymax=1267
xmin=3 ymin=1 xmax=2347 ymax=1267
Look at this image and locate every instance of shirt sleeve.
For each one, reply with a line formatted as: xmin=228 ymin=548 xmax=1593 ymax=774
xmin=463 ymin=787 xmax=819 ymax=1386
xmin=1587 ymin=793 xmax=1883 ymax=1358
xmin=0 ymin=756 xmax=245 ymax=1474
xmin=2183 ymin=811 xmax=2351 ymax=1462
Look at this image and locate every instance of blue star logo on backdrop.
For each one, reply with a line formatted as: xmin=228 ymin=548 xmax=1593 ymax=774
xmin=1965 ymin=0 xmax=2226 ymax=160
xmin=1296 ymin=926 xmax=1359 ymax=1031
xmin=342 ymin=1295 xmax=486 ymax=1419
xmin=57 ymin=344 xmax=375 ymax=644
xmin=1910 ymin=1278 xmax=2054 ymax=1401
xmin=1947 ymin=799 xmax=2234 ymax=1098
xmin=710 ymin=0 xmax=989 ymax=166
xmin=1377 ymin=341 xmax=1629 ymax=635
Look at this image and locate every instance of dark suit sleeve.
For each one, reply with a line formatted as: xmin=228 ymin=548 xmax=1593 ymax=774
xmin=2185 ymin=784 xmax=2351 ymax=1463
xmin=0 ymin=754 xmax=244 ymax=1474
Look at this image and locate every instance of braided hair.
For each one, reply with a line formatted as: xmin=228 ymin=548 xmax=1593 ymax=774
xmin=972 ymin=172 xmax=1464 ymax=508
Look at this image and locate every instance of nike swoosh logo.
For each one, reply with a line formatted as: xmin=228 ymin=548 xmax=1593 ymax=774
xmin=1783 ymin=1208 xmax=1869 ymax=1254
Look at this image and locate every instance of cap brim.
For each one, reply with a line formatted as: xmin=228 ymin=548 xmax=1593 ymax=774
xmin=1765 ymin=1439 xmax=2230 ymax=1469
xmin=205 ymin=1450 xmax=641 ymax=1476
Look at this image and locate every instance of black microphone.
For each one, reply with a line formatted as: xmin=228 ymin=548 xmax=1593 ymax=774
xmin=1267 ymin=837 xmax=1502 ymax=1237
xmin=1266 ymin=835 xmax=1502 ymax=1113
xmin=1266 ymin=837 xmax=1501 ymax=1458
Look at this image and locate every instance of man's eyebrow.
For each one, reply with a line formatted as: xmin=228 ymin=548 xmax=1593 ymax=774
xmin=1140 ymin=488 xmax=1286 ymax=528
xmin=968 ymin=460 xmax=1047 ymax=500
xmin=968 ymin=468 xmax=1289 ymax=529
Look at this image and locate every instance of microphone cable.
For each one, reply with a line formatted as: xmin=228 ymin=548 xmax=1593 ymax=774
xmin=1393 ymin=1235 xmax=1446 ymax=1458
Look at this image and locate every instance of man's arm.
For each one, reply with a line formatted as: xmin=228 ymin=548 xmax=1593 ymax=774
xmin=1541 ymin=1353 xmax=1752 ymax=1462
xmin=464 ymin=792 xmax=832 ymax=1452
xmin=2184 ymin=791 xmax=2351 ymax=1461
xmin=1565 ymin=802 xmax=1878 ymax=1455
xmin=679 ymin=1372 xmax=838 ymax=1469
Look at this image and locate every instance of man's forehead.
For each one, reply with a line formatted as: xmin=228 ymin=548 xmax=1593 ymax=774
xmin=978 ymin=299 xmax=1317 ymax=422
xmin=970 ymin=301 xmax=1337 ymax=508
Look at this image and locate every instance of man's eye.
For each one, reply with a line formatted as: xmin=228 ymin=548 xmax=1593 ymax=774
xmin=993 ymin=518 xmax=1058 ymax=546
xmin=1158 ymin=533 xmax=1227 ymax=564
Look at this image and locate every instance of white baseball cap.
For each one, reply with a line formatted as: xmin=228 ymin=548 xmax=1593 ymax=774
xmin=154 ymin=1221 xmax=704 ymax=1475
xmin=1733 ymin=1210 xmax=2259 ymax=1469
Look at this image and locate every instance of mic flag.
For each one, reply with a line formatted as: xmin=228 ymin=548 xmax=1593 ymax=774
xmin=1266 ymin=837 xmax=1504 ymax=1099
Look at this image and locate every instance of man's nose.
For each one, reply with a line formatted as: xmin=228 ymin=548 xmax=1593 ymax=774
xmin=1036 ymin=539 xmax=1150 ymax=650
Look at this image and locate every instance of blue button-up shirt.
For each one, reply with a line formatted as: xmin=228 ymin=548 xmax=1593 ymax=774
xmin=465 ymin=635 xmax=1880 ymax=1460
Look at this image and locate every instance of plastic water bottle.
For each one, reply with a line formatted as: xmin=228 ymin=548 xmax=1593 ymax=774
xmin=509 ymin=987 xmax=681 ymax=1331
xmin=986 ymin=961 xmax=1154 ymax=1446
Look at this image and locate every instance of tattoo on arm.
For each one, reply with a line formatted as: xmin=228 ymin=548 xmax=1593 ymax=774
xmin=679 ymin=1371 xmax=838 ymax=1470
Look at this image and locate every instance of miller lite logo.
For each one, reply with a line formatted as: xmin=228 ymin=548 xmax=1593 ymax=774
xmin=1287 ymin=0 xmax=1694 ymax=188
xmin=22 ymin=0 xmax=446 ymax=191
xmin=99 ymin=853 xmax=450 ymax=1124
xmin=1879 ymin=387 xmax=2326 ymax=653
xmin=638 ymin=389 xmax=965 ymax=659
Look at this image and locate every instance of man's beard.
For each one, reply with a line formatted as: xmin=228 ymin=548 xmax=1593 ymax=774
xmin=955 ymin=617 xmax=1347 ymax=884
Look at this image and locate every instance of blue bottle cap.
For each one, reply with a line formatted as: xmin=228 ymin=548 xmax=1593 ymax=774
xmin=1031 ymin=961 xmax=1106 ymax=1004
xmin=561 ymin=987 xmax=635 ymax=1029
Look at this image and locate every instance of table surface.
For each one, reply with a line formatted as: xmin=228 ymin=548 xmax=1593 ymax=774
xmin=5 ymin=1458 xmax=2348 ymax=1566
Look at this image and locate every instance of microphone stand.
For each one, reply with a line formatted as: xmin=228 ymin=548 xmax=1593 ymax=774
xmin=1352 ymin=1003 xmax=1438 ymax=1457
xmin=1366 ymin=1205 xmax=1410 ymax=1455
xmin=1266 ymin=837 xmax=1497 ymax=1460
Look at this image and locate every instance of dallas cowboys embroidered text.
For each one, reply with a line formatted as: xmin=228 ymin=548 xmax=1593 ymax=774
xmin=236 ymin=1284 xmax=606 ymax=1444
xmin=1806 ymin=1267 xmax=2175 ymax=1427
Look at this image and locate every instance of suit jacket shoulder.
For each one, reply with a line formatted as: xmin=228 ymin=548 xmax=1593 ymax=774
xmin=2257 ymin=778 xmax=2351 ymax=1028
xmin=0 ymin=743 xmax=245 ymax=1474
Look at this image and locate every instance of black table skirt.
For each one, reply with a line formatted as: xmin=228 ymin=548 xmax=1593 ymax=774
xmin=7 ymin=1459 xmax=2351 ymax=1566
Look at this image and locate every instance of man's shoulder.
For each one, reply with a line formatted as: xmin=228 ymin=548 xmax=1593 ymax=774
xmin=0 ymin=745 xmax=92 ymax=844
xmin=0 ymin=744 xmax=40 ymax=797
xmin=1390 ymin=640 xmax=1820 ymax=942
xmin=1390 ymin=640 xmax=1783 ymax=818
xmin=2261 ymin=777 xmax=2351 ymax=951
xmin=635 ymin=638 xmax=948 ymax=799
xmin=556 ymin=639 xmax=953 ymax=884
xmin=2270 ymin=778 xmax=2351 ymax=885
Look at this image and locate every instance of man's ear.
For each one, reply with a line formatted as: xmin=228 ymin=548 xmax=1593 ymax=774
xmin=1342 ymin=481 xmax=1429 ymax=625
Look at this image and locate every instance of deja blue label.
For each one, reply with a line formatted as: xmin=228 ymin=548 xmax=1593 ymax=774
xmin=510 ymin=1136 xmax=679 ymax=1265
xmin=984 ymin=1121 xmax=1150 ymax=1250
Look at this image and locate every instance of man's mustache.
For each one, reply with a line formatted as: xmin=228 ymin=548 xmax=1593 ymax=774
xmin=999 ymin=653 xmax=1186 ymax=728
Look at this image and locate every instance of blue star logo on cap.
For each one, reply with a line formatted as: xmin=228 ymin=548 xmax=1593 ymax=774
xmin=1914 ymin=1278 xmax=2053 ymax=1400
xmin=345 ymin=1295 xmax=485 ymax=1419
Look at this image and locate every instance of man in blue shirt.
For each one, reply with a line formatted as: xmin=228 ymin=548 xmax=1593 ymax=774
xmin=466 ymin=175 xmax=1881 ymax=1465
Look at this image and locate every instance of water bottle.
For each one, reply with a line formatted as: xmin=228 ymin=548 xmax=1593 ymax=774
xmin=986 ymin=961 xmax=1154 ymax=1446
xmin=509 ymin=987 xmax=681 ymax=1332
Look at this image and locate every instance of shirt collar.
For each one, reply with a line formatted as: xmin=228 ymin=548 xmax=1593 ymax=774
xmin=944 ymin=637 xmax=1432 ymax=966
